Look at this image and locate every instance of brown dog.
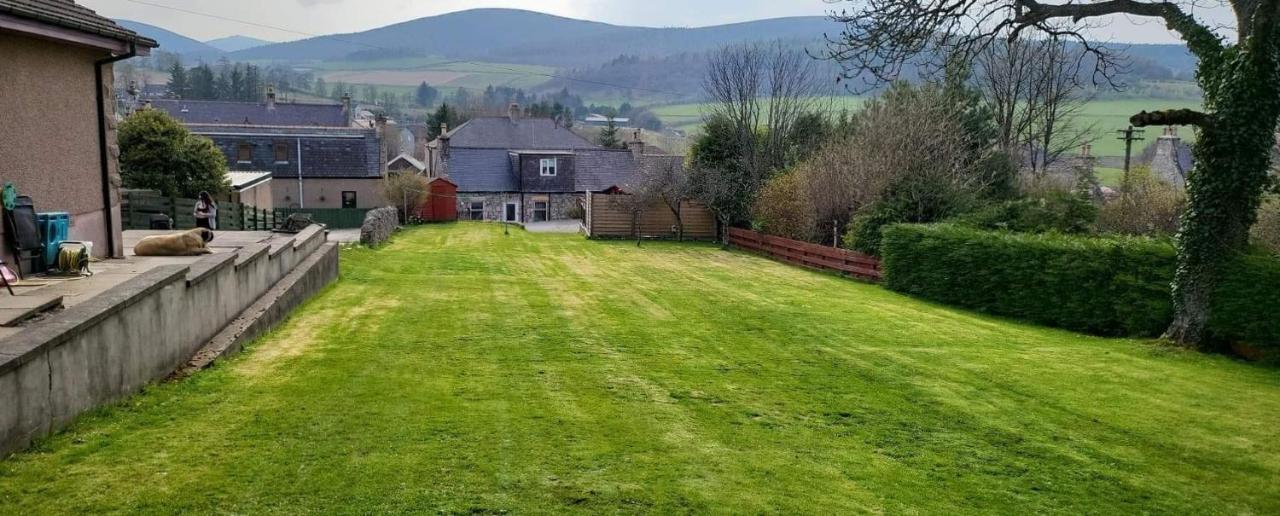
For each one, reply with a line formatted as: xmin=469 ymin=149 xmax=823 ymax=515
xmin=133 ymin=228 xmax=215 ymax=256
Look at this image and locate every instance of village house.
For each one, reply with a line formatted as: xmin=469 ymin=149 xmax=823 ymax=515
xmin=148 ymin=90 xmax=388 ymax=209
xmin=427 ymin=105 xmax=675 ymax=222
xmin=0 ymin=0 xmax=158 ymax=259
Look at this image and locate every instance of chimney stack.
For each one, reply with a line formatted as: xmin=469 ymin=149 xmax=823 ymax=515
xmin=266 ymin=84 xmax=277 ymax=110
xmin=341 ymin=92 xmax=352 ymax=125
xmin=626 ymin=129 xmax=646 ymax=158
xmin=509 ymin=103 xmax=520 ymax=124
xmin=439 ymin=122 xmax=451 ymax=160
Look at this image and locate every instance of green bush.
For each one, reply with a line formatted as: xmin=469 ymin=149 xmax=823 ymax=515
xmin=956 ymin=191 xmax=1097 ymax=234
xmin=880 ymin=224 xmax=1280 ymax=349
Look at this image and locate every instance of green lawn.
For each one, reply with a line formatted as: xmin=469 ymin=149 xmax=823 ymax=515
xmin=2 ymin=223 xmax=1278 ymax=513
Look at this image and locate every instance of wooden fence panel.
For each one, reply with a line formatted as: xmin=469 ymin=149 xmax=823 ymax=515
xmin=728 ymin=227 xmax=881 ymax=281
xmin=585 ymin=193 xmax=717 ymax=240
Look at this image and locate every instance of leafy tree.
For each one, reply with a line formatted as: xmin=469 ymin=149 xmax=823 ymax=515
xmin=118 ymin=109 xmax=228 ymax=198
xmin=598 ymin=118 xmax=622 ymax=149
xmin=825 ymin=0 xmax=1280 ymax=345
xmin=314 ymin=77 xmax=328 ymax=98
xmin=415 ymin=81 xmax=439 ymax=107
xmin=426 ymin=103 xmax=459 ymax=139
xmin=166 ymin=58 xmax=188 ymax=99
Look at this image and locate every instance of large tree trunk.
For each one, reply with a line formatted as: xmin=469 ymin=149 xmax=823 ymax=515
xmin=1164 ymin=65 xmax=1280 ymax=346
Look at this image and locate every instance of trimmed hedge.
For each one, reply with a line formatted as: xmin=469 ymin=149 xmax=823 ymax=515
xmin=880 ymin=224 xmax=1279 ymax=349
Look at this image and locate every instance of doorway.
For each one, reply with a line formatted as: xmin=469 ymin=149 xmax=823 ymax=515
xmin=504 ymin=202 xmax=519 ymax=223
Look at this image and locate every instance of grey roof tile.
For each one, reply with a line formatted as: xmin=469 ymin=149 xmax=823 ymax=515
xmin=444 ymin=117 xmax=597 ymax=149
xmin=151 ymin=99 xmax=347 ymax=127
xmin=448 ymin=148 xmax=519 ymax=191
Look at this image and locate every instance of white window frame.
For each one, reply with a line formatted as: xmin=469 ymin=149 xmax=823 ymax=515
xmin=468 ymin=201 xmax=485 ymax=220
xmin=504 ymin=202 xmax=520 ymax=223
xmin=539 ymin=158 xmax=558 ymax=177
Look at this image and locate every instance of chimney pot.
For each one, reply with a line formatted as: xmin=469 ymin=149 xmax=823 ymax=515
xmin=266 ymin=84 xmax=277 ymax=110
xmin=509 ymin=103 xmax=520 ymax=124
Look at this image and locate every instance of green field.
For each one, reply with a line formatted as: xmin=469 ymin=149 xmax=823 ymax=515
xmin=650 ymin=97 xmax=1202 ymax=157
xmin=312 ymin=56 xmax=556 ymax=92
xmin=2 ymin=223 xmax=1278 ymax=513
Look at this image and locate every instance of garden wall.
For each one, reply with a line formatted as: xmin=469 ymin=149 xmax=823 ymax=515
xmin=0 ymin=226 xmax=338 ymax=457
xmin=360 ymin=206 xmax=399 ymax=246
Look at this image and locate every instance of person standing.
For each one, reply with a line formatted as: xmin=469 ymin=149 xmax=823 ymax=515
xmin=194 ymin=191 xmax=217 ymax=231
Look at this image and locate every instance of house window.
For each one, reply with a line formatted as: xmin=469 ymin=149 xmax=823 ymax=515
xmin=341 ymin=191 xmax=357 ymax=209
xmin=539 ymin=158 xmax=557 ymax=177
xmin=533 ymin=201 xmax=549 ymax=222
xmin=468 ymin=201 xmax=485 ymax=220
xmin=236 ymin=143 xmax=253 ymax=163
xmin=274 ymin=143 xmax=289 ymax=163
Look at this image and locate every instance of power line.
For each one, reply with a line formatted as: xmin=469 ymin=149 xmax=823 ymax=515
xmin=121 ymin=0 xmax=696 ymax=98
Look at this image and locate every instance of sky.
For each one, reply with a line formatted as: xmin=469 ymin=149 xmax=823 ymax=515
xmin=81 ymin=0 xmax=1233 ymax=45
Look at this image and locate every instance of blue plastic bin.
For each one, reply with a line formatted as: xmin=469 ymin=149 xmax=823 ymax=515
xmin=37 ymin=212 xmax=70 ymax=266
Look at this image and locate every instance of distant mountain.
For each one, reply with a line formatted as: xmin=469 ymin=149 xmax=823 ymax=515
xmin=231 ymin=8 xmax=839 ymax=67
xmin=116 ymin=20 xmax=224 ymax=61
xmin=205 ymin=35 xmax=275 ymax=53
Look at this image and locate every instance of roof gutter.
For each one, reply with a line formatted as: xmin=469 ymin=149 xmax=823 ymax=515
xmin=95 ymin=41 xmax=136 ymax=258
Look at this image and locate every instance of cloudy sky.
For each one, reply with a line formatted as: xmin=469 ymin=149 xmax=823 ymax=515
xmin=82 ymin=0 xmax=1232 ymax=45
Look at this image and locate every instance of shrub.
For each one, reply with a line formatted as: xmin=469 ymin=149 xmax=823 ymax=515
xmin=380 ymin=172 xmax=430 ymax=222
xmin=880 ymin=224 xmax=1280 ymax=350
xmin=880 ymin=224 xmax=1174 ymax=336
xmin=1251 ymin=195 xmax=1280 ymax=254
xmin=119 ymin=109 xmax=228 ymax=198
xmin=752 ymin=170 xmax=816 ymax=242
xmin=1097 ymin=167 xmax=1185 ymax=236
xmin=956 ymin=190 xmax=1097 ymax=234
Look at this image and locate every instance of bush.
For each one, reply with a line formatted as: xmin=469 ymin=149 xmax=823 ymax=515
xmin=881 ymin=224 xmax=1174 ymax=336
xmin=752 ymin=170 xmax=816 ymax=241
xmin=1251 ymin=195 xmax=1280 ymax=254
xmin=956 ymin=190 xmax=1097 ymax=234
xmin=880 ymin=224 xmax=1280 ymax=350
xmin=1097 ymin=167 xmax=1185 ymax=236
xmin=119 ymin=109 xmax=228 ymax=198
xmin=380 ymin=173 xmax=430 ymax=222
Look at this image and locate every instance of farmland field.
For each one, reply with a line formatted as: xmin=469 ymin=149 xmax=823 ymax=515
xmin=650 ymin=97 xmax=1202 ymax=157
xmin=2 ymin=224 xmax=1278 ymax=513
xmin=313 ymin=57 xmax=555 ymax=91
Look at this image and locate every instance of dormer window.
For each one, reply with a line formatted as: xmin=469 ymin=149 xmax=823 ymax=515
xmin=237 ymin=143 xmax=253 ymax=163
xmin=539 ymin=158 xmax=557 ymax=177
xmin=274 ymin=143 xmax=289 ymax=163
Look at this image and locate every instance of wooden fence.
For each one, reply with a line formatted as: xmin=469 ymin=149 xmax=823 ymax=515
xmin=123 ymin=192 xmax=371 ymax=230
xmin=584 ymin=193 xmax=717 ymax=240
xmin=728 ymin=227 xmax=882 ymax=281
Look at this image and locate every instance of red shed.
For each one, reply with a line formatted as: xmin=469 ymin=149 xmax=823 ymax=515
xmin=418 ymin=177 xmax=458 ymax=222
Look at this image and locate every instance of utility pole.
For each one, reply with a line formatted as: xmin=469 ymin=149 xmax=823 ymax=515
xmin=1117 ymin=126 xmax=1145 ymax=190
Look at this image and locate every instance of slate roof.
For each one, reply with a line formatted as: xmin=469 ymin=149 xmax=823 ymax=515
xmin=186 ymin=124 xmax=380 ymax=179
xmin=387 ymin=153 xmax=425 ymax=172
xmin=150 ymin=99 xmax=347 ymax=127
xmin=0 ymin=0 xmax=158 ymax=47
xmin=574 ymin=149 xmax=641 ymax=191
xmin=444 ymin=117 xmax=597 ymax=150
xmin=448 ymin=148 xmax=520 ymax=191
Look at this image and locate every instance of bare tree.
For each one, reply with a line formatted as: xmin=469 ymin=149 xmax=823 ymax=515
xmin=975 ymin=37 xmax=1096 ymax=175
xmin=643 ymin=157 xmax=694 ymax=240
xmin=825 ymin=0 xmax=1280 ymax=346
xmin=703 ymin=41 xmax=828 ymax=180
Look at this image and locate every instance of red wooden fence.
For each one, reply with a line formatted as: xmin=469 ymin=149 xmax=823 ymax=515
xmin=728 ymin=228 xmax=882 ymax=281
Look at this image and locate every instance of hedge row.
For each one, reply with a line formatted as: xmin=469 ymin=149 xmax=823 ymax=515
xmin=879 ymin=224 xmax=1280 ymax=348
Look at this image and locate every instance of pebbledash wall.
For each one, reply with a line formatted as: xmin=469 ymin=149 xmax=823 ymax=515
xmin=0 ymin=226 xmax=338 ymax=457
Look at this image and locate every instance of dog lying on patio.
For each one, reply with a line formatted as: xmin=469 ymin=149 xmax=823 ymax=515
xmin=133 ymin=228 xmax=215 ymax=256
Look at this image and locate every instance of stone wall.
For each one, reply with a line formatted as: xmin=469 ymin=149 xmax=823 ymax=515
xmin=455 ymin=193 xmax=584 ymax=222
xmin=360 ymin=206 xmax=399 ymax=246
xmin=0 ymin=226 xmax=336 ymax=457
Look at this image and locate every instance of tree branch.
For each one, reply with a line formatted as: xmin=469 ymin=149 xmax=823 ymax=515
xmin=1014 ymin=0 xmax=1224 ymax=59
xmin=1130 ymin=108 xmax=1215 ymax=127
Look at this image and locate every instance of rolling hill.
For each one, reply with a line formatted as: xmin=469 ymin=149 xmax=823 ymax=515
xmin=230 ymin=8 xmax=838 ymax=67
xmin=205 ymin=35 xmax=275 ymax=53
xmin=116 ymin=20 xmax=223 ymax=61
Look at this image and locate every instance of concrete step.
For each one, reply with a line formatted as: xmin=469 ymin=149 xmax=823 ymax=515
xmin=0 ymin=293 xmax=64 ymax=326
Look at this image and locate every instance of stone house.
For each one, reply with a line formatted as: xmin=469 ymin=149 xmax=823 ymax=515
xmin=427 ymin=106 xmax=673 ymax=222
xmin=149 ymin=94 xmax=388 ymax=209
xmin=0 ymin=0 xmax=158 ymax=259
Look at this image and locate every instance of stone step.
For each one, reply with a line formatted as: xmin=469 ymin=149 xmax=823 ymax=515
xmin=0 ymin=293 xmax=65 ymax=326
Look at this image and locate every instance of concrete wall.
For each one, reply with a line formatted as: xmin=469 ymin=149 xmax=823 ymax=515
xmin=270 ymin=178 xmax=386 ymax=209
xmin=0 ymin=32 xmax=123 ymax=258
xmin=237 ymin=181 xmax=274 ymax=209
xmin=0 ymin=226 xmax=337 ymax=457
